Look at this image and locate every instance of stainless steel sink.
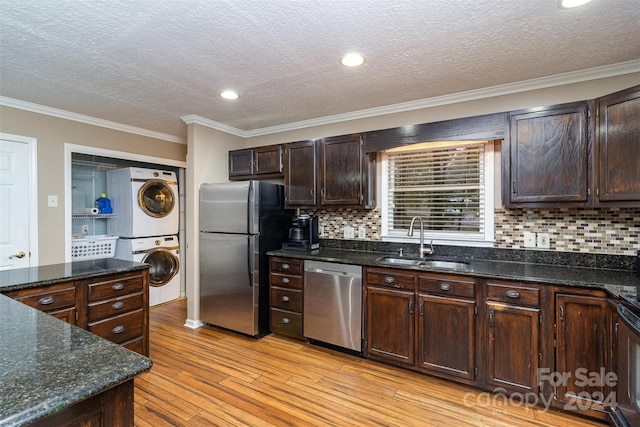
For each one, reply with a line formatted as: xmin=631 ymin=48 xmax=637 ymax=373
xmin=420 ymin=260 xmax=469 ymax=270
xmin=376 ymin=256 xmax=424 ymax=266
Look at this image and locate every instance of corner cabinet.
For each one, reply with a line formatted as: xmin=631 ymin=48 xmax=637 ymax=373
xmin=596 ymin=85 xmax=640 ymax=205
xmin=284 ymin=134 xmax=376 ymax=209
xmin=229 ymin=144 xmax=284 ymax=180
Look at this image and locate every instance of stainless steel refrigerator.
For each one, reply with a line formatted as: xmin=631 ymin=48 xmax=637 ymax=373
xmin=199 ymin=181 xmax=292 ymax=336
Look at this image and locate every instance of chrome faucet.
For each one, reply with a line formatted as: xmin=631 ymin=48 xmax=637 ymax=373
xmin=408 ymin=216 xmax=434 ymax=258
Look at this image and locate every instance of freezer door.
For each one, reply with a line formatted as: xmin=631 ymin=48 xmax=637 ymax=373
xmin=199 ymin=232 xmax=260 ymax=336
xmin=199 ymin=182 xmax=255 ymax=234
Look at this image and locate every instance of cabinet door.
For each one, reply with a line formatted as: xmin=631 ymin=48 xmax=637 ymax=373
xmin=596 ymin=85 xmax=640 ymax=204
xmin=555 ymin=294 xmax=613 ymax=410
xmin=254 ymin=145 xmax=283 ymax=176
xmin=486 ymin=302 xmax=540 ymax=393
xmin=418 ymin=294 xmax=476 ymax=382
xmin=319 ymin=134 xmax=363 ymax=207
xmin=366 ymin=286 xmax=415 ymax=366
xmin=229 ymin=149 xmax=254 ymax=177
xmin=284 ymin=140 xmax=317 ymax=208
xmin=505 ymin=102 xmax=590 ymax=206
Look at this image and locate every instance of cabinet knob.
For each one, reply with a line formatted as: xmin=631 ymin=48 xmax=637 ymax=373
xmin=282 ymin=263 xmax=290 ymax=270
xmin=281 ymin=296 xmax=290 ymax=302
xmin=282 ymin=277 xmax=290 ymax=284
xmin=505 ymin=290 xmax=520 ymax=299
xmin=112 ymin=325 xmax=125 ymax=334
xmin=38 ymin=296 xmax=55 ymax=306
xmin=282 ymin=317 xmax=290 ymax=324
xmin=439 ymin=283 xmax=451 ymax=291
xmin=112 ymin=283 xmax=125 ymax=291
xmin=384 ymin=276 xmax=395 ymax=284
xmin=112 ymin=301 xmax=125 ymax=310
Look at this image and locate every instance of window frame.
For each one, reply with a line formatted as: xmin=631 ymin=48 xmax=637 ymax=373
xmin=380 ymin=140 xmax=495 ymax=247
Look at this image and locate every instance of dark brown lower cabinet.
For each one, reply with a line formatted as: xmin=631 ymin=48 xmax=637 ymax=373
xmin=365 ymin=286 xmax=415 ymax=366
xmin=418 ymin=294 xmax=476 ymax=382
xmin=486 ymin=302 xmax=540 ymax=393
xmin=554 ymin=292 xmax=616 ymax=415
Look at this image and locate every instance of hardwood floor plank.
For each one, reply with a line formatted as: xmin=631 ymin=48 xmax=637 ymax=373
xmin=135 ymin=298 xmax=607 ymax=427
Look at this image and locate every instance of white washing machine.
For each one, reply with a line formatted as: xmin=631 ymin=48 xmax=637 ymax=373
xmin=107 ymin=167 xmax=179 ymax=238
xmin=116 ymin=235 xmax=180 ymax=306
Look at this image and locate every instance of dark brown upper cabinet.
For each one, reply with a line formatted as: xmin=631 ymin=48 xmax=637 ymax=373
xmin=229 ymin=144 xmax=283 ymax=180
xmin=595 ymin=85 xmax=640 ymax=205
xmin=503 ymin=101 xmax=592 ymax=207
xmin=284 ymin=134 xmax=375 ymax=209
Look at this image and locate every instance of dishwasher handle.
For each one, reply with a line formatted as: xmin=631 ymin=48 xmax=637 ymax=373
xmin=307 ymin=268 xmax=350 ymax=276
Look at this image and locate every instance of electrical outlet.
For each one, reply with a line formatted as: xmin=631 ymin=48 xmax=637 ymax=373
xmin=358 ymin=226 xmax=366 ymax=239
xmin=81 ymin=224 xmax=89 ymax=233
xmin=537 ymin=233 xmax=550 ymax=249
xmin=343 ymin=226 xmax=355 ymax=239
xmin=47 ymin=195 xmax=58 ymax=207
xmin=318 ymin=225 xmax=324 ymax=237
xmin=523 ymin=232 xmax=536 ymax=248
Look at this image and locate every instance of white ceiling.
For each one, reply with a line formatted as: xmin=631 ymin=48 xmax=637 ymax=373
xmin=1 ymin=0 xmax=639 ymax=142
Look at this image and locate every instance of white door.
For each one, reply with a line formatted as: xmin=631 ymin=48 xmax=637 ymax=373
xmin=0 ymin=135 xmax=36 ymax=270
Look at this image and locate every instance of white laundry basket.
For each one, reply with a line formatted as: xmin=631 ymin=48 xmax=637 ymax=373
xmin=71 ymin=235 xmax=119 ymax=260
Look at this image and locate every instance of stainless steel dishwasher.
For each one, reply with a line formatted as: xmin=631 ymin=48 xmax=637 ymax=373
xmin=304 ymin=260 xmax=363 ymax=352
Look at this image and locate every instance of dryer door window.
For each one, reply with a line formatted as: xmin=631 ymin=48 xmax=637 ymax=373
xmin=138 ymin=180 xmax=176 ymax=218
xmin=144 ymin=249 xmax=179 ymax=287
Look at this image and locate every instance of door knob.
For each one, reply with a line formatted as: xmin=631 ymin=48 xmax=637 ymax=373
xmin=9 ymin=251 xmax=26 ymax=259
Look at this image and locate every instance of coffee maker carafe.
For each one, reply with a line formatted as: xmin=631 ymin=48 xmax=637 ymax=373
xmin=283 ymin=214 xmax=320 ymax=250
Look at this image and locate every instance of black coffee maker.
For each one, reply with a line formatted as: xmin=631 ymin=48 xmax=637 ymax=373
xmin=283 ymin=214 xmax=320 ymax=250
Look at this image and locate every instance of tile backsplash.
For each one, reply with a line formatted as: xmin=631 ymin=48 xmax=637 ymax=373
xmin=304 ymin=207 xmax=640 ymax=257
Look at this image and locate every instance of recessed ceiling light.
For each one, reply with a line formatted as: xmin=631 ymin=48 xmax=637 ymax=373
xmin=558 ymin=0 xmax=593 ymax=9
xmin=220 ymin=90 xmax=239 ymax=100
xmin=340 ymin=52 xmax=365 ymax=67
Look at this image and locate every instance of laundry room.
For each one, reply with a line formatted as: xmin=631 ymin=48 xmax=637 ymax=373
xmin=71 ymin=152 xmax=185 ymax=307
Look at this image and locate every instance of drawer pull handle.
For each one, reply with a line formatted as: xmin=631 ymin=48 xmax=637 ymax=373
xmin=439 ymin=283 xmax=451 ymax=291
xmin=112 ymin=325 xmax=125 ymax=334
xmin=282 ymin=263 xmax=290 ymax=270
xmin=282 ymin=317 xmax=290 ymax=324
xmin=282 ymin=278 xmax=290 ymax=284
xmin=384 ymin=276 xmax=395 ymax=284
xmin=38 ymin=296 xmax=55 ymax=306
xmin=281 ymin=296 xmax=290 ymax=302
xmin=112 ymin=301 xmax=125 ymax=310
xmin=506 ymin=290 xmax=520 ymax=298
xmin=112 ymin=283 xmax=125 ymax=291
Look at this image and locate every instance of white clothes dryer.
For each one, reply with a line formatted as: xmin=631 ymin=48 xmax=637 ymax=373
xmin=107 ymin=167 xmax=179 ymax=238
xmin=116 ymin=235 xmax=180 ymax=306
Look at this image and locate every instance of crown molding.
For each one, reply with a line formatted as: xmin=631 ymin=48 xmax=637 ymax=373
xmin=0 ymin=96 xmax=186 ymax=144
xmin=229 ymin=60 xmax=640 ymax=138
xmin=180 ymin=114 xmax=246 ymax=138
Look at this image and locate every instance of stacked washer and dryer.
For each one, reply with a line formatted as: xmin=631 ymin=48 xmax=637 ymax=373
xmin=107 ymin=167 xmax=181 ymax=307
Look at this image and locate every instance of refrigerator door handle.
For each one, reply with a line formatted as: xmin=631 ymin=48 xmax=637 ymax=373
xmin=246 ymin=182 xmax=253 ymax=235
xmin=247 ymin=235 xmax=255 ymax=287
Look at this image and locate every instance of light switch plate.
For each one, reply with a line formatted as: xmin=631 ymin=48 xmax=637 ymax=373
xmin=523 ymin=232 xmax=536 ymax=248
xmin=343 ymin=226 xmax=355 ymax=239
xmin=358 ymin=226 xmax=366 ymax=239
xmin=47 ymin=195 xmax=58 ymax=207
xmin=537 ymin=233 xmax=550 ymax=249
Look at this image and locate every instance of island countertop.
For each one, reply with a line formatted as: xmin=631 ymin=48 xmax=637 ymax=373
xmin=0 ymin=293 xmax=152 ymax=426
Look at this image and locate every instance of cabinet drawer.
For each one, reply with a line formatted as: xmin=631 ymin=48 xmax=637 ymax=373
xmin=8 ymin=283 xmax=76 ymax=312
xmin=271 ymin=287 xmax=302 ymax=312
xmin=88 ymin=309 xmax=143 ymax=344
xmin=486 ymin=282 xmax=540 ymax=307
xmin=418 ymin=274 xmax=475 ymax=299
xmin=87 ymin=275 xmax=144 ymax=302
xmin=121 ymin=337 xmax=144 ymax=354
xmin=366 ymin=268 xmax=416 ymax=291
xmin=271 ymin=309 xmax=303 ymax=338
xmin=87 ymin=292 xmax=143 ymax=323
xmin=271 ymin=258 xmax=303 ymax=276
xmin=270 ymin=273 xmax=302 ymax=289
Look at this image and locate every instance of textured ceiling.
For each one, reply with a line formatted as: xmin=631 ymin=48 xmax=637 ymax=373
xmin=0 ymin=0 xmax=639 ymax=141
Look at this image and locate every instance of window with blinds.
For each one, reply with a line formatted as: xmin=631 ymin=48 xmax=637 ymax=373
xmin=382 ymin=141 xmax=494 ymax=243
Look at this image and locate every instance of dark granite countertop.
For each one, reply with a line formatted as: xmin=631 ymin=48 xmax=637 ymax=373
xmin=0 ymin=294 xmax=152 ymax=426
xmin=268 ymin=247 xmax=640 ymax=311
xmin=0 ymin=258 xmax=149 ymax=293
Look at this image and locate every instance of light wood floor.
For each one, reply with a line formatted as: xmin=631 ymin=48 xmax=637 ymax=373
xmin=134 ymin=298 xmax=606 ymax=426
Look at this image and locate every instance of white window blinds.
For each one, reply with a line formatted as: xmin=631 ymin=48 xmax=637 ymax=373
xmin=385 ymin=142 xmax=487 ymax=239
